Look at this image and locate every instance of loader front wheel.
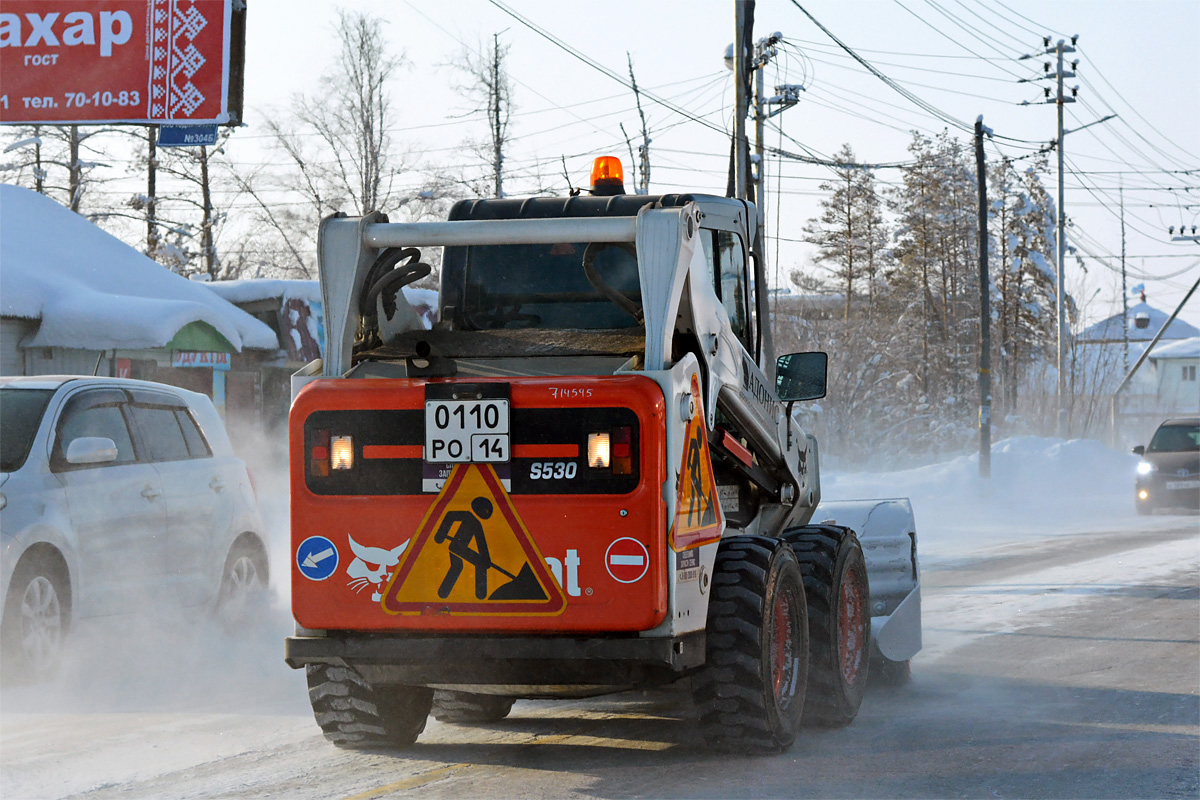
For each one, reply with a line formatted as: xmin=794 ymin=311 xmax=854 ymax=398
xmin=691 ymin=536 xmax=808 ymax=753
xmin=305 ymin=664 xmax=432 ymax=748
xmin=785 ymin=525 xmax=870 ymax=728
xmin=431 ymin=690 xmax=515 ymax=723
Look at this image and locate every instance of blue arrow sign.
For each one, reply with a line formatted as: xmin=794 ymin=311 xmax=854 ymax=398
xmin=296 ymin=536 xmax=339 ymax=582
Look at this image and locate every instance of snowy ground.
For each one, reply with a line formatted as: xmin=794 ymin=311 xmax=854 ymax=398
xmin=0 ymin=437 xmax=1195 ymax=799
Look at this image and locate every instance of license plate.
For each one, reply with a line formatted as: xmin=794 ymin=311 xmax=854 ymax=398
xmin=1164 ymin=480 xmax=1200 ymax=490
xmin=425 ymin=398 xmax=510 ymax=463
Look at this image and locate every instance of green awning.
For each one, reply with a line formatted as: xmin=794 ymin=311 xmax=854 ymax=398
xmin=166 ymin=321 xmax=234 ymax=352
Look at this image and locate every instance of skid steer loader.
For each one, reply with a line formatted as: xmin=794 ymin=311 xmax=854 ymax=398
xmin=285 ymin=158 xmax=921 ymax=752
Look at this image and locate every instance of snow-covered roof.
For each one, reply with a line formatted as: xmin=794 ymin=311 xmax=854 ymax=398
xmin=1149 ymin=336 xmax=1200 ymax=360
xmin=204 ymin=278 xmax=323 ymax=305
xmin=0 ymin=184 xmax=278 ymax=352
xmin=1077 ymin=301 xmax=1200 ymax=342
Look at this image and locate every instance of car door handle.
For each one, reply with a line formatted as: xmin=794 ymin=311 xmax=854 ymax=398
xmin=141 ymin=486 xmax=161 ymax=500
xmin=209 ymin=478 xmax=225 ymax=492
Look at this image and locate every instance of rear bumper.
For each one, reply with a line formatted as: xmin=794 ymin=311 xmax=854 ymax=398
xmin=284 ymin=631 xmax=706 ymax=687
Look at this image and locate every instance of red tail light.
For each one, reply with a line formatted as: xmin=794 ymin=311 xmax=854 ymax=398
xmin=612 ymin=426 xmax=633 ymax=475
xmin=311 ymin=428 xmax=330 ymax=477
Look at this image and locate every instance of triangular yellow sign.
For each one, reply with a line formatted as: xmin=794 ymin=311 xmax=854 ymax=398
xmin=671 ymin=373 xmax=724 ymax=551
xmin=381 ymin=463 xmax=567 ymax=616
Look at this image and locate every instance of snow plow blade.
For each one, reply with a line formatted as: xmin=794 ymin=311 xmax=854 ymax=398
xmin=813 ymin=498 xmax=922 ymax=662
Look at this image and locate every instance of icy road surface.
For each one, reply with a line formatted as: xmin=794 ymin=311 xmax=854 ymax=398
xmin=1 ymin=438 xmax=1197 ymax=798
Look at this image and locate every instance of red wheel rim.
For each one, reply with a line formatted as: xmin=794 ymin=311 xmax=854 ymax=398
xmin=771 ymin=588 xmax=799 ymax=702
xmin=838 ymin=567 xmax=865 ymax=686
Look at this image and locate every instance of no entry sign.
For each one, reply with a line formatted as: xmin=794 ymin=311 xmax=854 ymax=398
xmin=605 ymin=537 xmax=649 ymax=584
xmin=0 ymin=0 xmax=241 ymax=125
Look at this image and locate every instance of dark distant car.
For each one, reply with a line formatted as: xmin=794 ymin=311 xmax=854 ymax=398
xmin=0 ymin=377 xmax=269 ymax=681
xmin=1133 ymin=417 xmax=1200 ymax=515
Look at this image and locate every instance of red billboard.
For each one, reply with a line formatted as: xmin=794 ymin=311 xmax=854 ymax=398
xmin=0 ymin=0 xmax=237 ymax=125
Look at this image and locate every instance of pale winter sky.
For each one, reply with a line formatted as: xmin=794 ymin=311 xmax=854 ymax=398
xmin=237 ymin=1 xmax=1199 ymax=329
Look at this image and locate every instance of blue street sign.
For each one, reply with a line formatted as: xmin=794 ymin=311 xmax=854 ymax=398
xmin=158 ymin=125 xmax=218 ymax=147
xmin=296 ymin=536 xmax=339 ymax=582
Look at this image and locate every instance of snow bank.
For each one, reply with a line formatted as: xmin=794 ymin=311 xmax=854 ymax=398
xmin=0 ymin=185 xmax=278 ymax=352
xmin=823 ymin=436 xmax=1151 ymax=557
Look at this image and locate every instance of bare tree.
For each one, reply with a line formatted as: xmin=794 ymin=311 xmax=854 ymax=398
xmin=627 ymin=53 xmax=651 ymax=195
xmin=2 ymin=124 xmax=114 ymax=213
xmin=242 ymin=9 xmax=406 ymax=277
xmin=451 ymin=33 xmax=513 ymax=198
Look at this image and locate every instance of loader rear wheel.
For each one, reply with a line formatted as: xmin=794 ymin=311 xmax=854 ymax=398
xmin=431 ymin=690 xmax=515 ymax=723
xmin=305 ymin=664 xmax=432 ymax=748
xmin=785 ymin=526 xmax=870 ymax=728
xmin=691 ymin=536 xmax=808 ymax=753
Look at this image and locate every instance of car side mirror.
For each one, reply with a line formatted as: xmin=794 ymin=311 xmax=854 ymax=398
xmin=776 ymin=351 xmax=827 ymax=402
xmin=66 ymin=437 xmax=118 ymax=465
xmin=1131 ymin=445 xmax=1145 ymax=456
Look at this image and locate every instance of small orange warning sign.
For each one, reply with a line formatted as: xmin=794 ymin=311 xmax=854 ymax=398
xmin=381 ymin=463 xmax=567 ymax=616
xmin=671 ymin=373 xmax=723 ymax=551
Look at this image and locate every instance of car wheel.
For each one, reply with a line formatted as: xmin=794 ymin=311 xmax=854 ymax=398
xmin=2 ymin=557 xmax=69 ymax=682
xmin=217 ymin=539 xmax=268 ymax=626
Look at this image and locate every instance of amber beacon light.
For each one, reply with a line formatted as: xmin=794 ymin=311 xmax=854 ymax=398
xmin=590 ymin=156 xmax=626 ymax=196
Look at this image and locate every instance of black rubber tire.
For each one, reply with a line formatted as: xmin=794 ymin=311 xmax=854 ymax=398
xmin=785 ymin=525 xmax=871 ymax=728
xmin=431 ymin=690 xmax=516 ymax=723
xmin=1 ymin=556 xmax=69 ymax=683
xmin=305 ymin=664 xmax=433 ymax=748
xmin=691 ymin=535 xmax=808 ymax=753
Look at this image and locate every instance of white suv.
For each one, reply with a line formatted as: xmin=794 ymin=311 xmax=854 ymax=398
xmin=0 ymin=376 xmax=269 ymax=680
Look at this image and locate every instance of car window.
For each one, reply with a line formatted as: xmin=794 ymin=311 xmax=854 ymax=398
xmin=1148 ymin=423 xmax=1200 ymax=453
xmin=55 ymin=398 xmax=138 ymax=467
xmin=0 ymin=388 xmax=54 ymax=472
xmin=131 ymin=405 xmax=192 ymax=463
xmin=175 ymin=408 xmax=212 ymax=458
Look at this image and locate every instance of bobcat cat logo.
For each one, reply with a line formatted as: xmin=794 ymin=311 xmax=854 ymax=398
xmin=346 ymin=535 xmax=409 ymax=602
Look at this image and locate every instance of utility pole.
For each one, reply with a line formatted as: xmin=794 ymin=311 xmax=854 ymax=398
xmin=975 ymin=118 xmax=992 ymax=478
xmin=732 ymin=1 xmax=751 ymax=201
xmin=147 ymin=127 xmax=159 ymax=260
xmin=1120 ymin=184 xmax=1129 ymax=379
xmin=1021 ymin=38 xmax=1078 ymax=435
xmin=1049 ymin=37 xmax=1076 ymax=438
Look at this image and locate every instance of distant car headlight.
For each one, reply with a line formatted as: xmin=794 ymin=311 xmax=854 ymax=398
xmin=1136 ymin=460 xmax=1156 ymax=476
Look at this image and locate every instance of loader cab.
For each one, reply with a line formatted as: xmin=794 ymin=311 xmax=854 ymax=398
xmin=438 ymin=193 xmax=764 ymax=367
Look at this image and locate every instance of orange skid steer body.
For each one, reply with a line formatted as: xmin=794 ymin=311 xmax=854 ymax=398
xmin=290 ymin=375 xmax=673 ymax=634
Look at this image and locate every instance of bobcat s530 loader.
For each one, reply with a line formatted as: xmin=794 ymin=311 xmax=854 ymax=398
xmin=285 ymin=157 xmax=921 ymax=753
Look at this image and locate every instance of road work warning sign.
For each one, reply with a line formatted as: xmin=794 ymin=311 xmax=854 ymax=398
xmin=671 ymin=373 xmax=723 ymax=551
xmin=381 ymin=463 xmax=566 ymax=616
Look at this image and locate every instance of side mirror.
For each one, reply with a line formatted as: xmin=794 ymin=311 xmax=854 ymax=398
xmin=1131 ymin=445 xmax=1145 ymax=456
xmin=776 ymin=351 xmax=827 ymax=402
xmin=66 ymin=437 xmax=118 ymax=465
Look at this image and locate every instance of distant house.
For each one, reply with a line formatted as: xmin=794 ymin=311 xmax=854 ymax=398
xmin=1077 ymin=301 xmax=1200 ymax=345
xmin=0 ymin=184 xmax=279 ymax=447
xmin=1147 ymin=337 xmax=1200 ymax=412
xmin=1077 ymin=302 xmax=1200 ymax=441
